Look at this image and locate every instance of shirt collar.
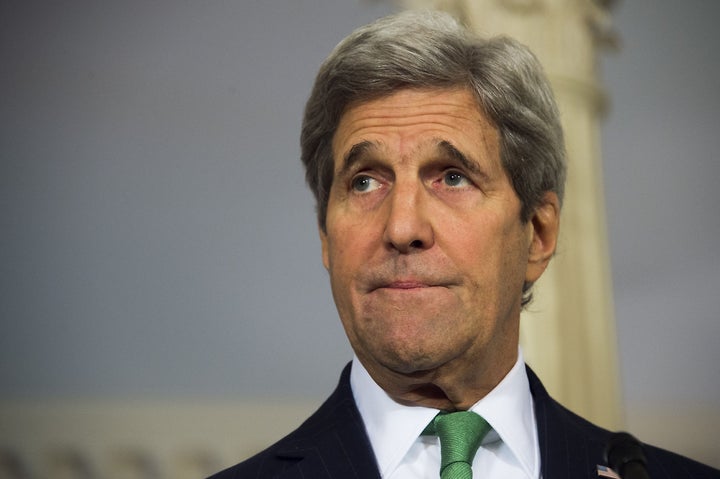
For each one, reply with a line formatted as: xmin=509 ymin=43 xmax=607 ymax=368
xmin=350 ymin=349 xmax=539 ymax=478
xmin=468 ymin=350 xmax=539 ymax=477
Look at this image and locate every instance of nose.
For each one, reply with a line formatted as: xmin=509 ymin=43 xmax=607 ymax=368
xmin=382 ymin=181 xmax=434 ymax=253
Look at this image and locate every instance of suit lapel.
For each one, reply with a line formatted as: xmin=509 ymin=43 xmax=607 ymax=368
xmin=273 ymin=363 xmax=381 ymax=479
xmin=528 ymin=366 xmax=610 ymax=479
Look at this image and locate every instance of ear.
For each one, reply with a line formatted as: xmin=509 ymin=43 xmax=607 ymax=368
xmin=319 ymin=226 xmax=330 ymax=271
xmin=525 ymin=191 xmax=560 ymax=284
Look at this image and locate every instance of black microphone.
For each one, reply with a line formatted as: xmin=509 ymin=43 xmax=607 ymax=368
xmin=603 ymin=432 xmax=650 ymax=479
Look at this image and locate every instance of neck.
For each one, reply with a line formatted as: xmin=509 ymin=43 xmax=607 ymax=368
xmin=360 ymin=346 xmax=518 ymax=411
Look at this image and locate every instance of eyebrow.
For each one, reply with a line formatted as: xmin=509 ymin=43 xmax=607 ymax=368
xmin=435 ymin=140 xmax=488 ymax=179
xmin=337 ymin=140 xmax=378 ymax=179
xmin=337 ymin=138 xmax=489 ymax=180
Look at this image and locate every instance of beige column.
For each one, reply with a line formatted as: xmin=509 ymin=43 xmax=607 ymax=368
xmin=400 ymin=0 xmax=622 ymax=429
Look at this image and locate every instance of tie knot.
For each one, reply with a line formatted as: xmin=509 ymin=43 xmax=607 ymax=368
xmin=424 ymin=411 xmax=492 ymax=479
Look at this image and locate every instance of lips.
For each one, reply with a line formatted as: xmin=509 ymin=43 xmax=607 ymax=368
xmin=365 ymin=277 xmax=453 ymax=293
xmin=357 ymin=260 xmax=460 ymax=293
xmin=383 ymin=281 xmax=432 ymax=289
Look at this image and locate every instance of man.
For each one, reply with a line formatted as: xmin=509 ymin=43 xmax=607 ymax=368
xmin=209 ymin=10 xmax=718 ymax=479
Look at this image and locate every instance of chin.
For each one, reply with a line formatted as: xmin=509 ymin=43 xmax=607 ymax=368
xmin=375 ymin=345 xmax=454 ymax=376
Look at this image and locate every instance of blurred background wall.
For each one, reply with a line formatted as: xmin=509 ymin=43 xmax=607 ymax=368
xmin=1 ymin=0 xmax=718 ymax=475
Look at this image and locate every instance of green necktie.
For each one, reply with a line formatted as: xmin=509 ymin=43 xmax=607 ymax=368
xmin=423 ymin=411 xmax=492 ymax=479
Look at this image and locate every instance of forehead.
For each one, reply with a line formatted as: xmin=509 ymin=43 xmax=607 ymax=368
xmin=332 ymin=88 xmax=499 ymax=167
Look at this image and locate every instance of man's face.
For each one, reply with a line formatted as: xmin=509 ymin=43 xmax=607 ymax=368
xmin=320 ymin=88 xmax=556 ymax=395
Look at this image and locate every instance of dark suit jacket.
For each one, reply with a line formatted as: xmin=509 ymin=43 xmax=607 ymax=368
xmin=209 ymin=363 xmax=719 ymax=478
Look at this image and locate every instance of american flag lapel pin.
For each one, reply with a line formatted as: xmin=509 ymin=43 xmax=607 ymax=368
xmin=597 ymin=465 xmax=621 ymax=478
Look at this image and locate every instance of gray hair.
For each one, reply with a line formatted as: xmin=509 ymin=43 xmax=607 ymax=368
xmin=301 ymin=10 xmax=566 ymax=230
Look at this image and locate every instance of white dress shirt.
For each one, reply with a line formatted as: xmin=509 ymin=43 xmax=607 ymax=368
xmin=350 ymin=349 xmax=540 ymax=479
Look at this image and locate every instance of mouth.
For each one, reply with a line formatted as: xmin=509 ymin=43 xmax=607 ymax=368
xmin=360 ymin=265 xmax=459 ymax=293
xmin=384 ymin=281 xmax=431 ymax=289
xmin=368 ymin=278 xmax=453 ymax=293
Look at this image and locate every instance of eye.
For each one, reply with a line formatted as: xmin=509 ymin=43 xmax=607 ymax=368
xmin=443 ymin=171 xmax=470 ymax=188
xmin=351 ymin=174 xmax=381 ymax=193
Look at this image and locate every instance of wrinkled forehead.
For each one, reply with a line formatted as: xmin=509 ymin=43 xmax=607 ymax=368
xmin=331 ymin=87 xmax=501 ymax=172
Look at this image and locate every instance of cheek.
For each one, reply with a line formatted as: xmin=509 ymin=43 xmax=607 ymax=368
xmin=449 ymin=221 xmax=527 ymax=290
xmin=326 ymin=215 xmax=378 ymax=262
xmin=325 ymin=233 xmax=353 ymax=271
xmin=324 ymin=229 xmax=363 ymax=295
xmin=442 ymin=218 xmax=497 ymax=264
